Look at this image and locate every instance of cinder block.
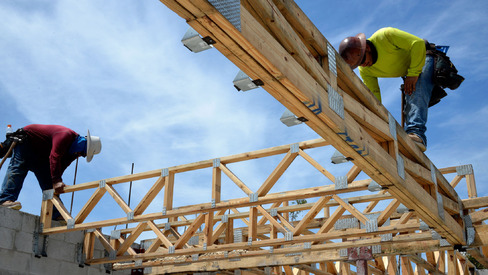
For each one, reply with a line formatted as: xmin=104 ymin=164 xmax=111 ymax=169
xmin=0 ymin=249 xmax=31 ymax=274
xmin=30 ymin=255 xmax=62 ymax=275
xmin=14 ymin=230 xmax=34 ymax=253
xmin=45 ymin=238 xmax=76 ymax=262
xmin=0 ymin=208 xmax=22 ymax=231
xmin=59 ymin=261 xmax=88 ymax=275
xmin=0 ymin=227 xmax=15 ymax=250
xmin=64 ymin=230 xmax=85 ymax=244
xmin=21 ymin=211 xmax=39 ymax=232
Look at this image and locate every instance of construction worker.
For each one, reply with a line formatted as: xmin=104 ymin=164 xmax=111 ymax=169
xmin=339 ymin=27 xmax=433 ymax=151
xmin=0 ymin=124 xmax=101 ymax=214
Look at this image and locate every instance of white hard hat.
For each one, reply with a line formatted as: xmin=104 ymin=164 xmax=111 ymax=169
xmin=86 ymin=130 xmax=101 ymax=162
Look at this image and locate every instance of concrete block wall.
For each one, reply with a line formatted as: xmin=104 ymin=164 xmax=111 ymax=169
xmin=0 ymin=207 xmax=133 ymax=275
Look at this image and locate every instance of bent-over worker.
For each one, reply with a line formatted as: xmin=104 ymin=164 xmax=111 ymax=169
xmin=0 ymin=124 xmax=101 ymax=213
xmin=339 ymin=27 xmax=433 ymax=151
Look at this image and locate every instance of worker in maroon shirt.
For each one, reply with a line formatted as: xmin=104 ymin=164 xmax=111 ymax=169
xmin=0 ymin=124 xmax=101 ymax=214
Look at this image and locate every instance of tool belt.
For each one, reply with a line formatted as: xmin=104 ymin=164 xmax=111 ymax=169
xmin=424 ymin=40 xmax=465 ymax=107
xmin=0 ymin=128 xmax=28 ymax=158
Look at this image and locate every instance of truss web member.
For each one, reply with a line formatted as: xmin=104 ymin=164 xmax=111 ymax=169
xmin=0 ymin=124 xmax=101 ymax=215
xmin=339 ymin=27 xmax=433 ymax=152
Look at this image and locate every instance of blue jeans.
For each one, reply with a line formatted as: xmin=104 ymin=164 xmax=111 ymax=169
xmin=0 ymin=142 xmax=61 ymax=219
xmin=403 ymin=55 xmax=434 ymax=146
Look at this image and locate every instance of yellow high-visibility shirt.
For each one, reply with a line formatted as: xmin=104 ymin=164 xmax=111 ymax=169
xmin=359 ymin=27 xmax=426 ymax=101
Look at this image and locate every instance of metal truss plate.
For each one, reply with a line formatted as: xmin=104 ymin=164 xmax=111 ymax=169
xmin=436 ymin=192 xmax=445 ymax=220
xmin=111 ymin=230 xmax=121 ymax=240
xmin=213 ymin=158 xmax=220 ymax=168
xmin=372 ymin=245 xmax=381 ymax=254
xmin=396 ymin=153 xmax=405 ymax=180
xmin=335 ymin=217 xmax=359 ymax=230
xmin=188 ymin=236 xmax=199 ymax=246
xmin=208 ymin=0 xmax=241 ymax=31
xmin=290 ymin=143 xmax=299 ymax=153
xmin=381 ymin=234 xmax=393 ymax=241
xmin=161 ymin=168 xmax=169 ymax=177
xmin=135 ymin=260 xmax=143 ymax=267
xmin=430 ymin=162 xmax=437 ymax=185
xmin=456 ymin=164 xmax=473 ymax=176
xmin=249 ymin=193 xmax=258 ymax=202
xmin=42 ymin=189 xmax=54 ymax=201
xmin=335 ymin=175 xmax=347 ymax=190
xmin=234 ymin=229 xmax=243 ymax=243
xmin=127 ymin=211 xmax=134 ymax=221
xmin=99 ymin=179 xmax=106 ymax=188
xmin=388 ymin=113 xmax=397 ymax=140
xmin=162 ymin=206 xmax=167 ymax=215
xmin=67 ymin=219 xmax=75 ymax=229
xmin=327 ymin=43 xmax=337 ymax=77
xmin=328 ymin=84 xmax=344 ymax=119
xmin=285 ymin=232 xmax=293 ymax=241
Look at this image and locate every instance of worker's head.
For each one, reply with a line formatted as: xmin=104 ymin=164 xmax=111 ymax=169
xmin=86 ymin=130 xmax=101 ymax=162
xmin=339 ymin=33 xmax=367 ymax=69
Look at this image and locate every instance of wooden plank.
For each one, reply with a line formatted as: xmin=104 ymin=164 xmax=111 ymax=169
xmin=164 ymin=172 xmax=175 ymax=221
xmin=134 ymin=176 xmax=165 ymax=215
xmin=293 ymin=196 xmax=331 ymax=236
xmin=298 ymin=149 xmax=335 ymax=182
xmin=257 ymin=150 xmax=299 ymax=196
xmin=249 ymin=207 xmax=258 ymax=241
xmin=174 ymin=213 xmax=205 ymax=249
xmin=116 ymin=222 xmax=147 ymax=256
xmin=213 ymin=165 xmax=222 ymax=204
xmin=332 ymin=195 xmax=367 ymax=224
xmin=75 ymin=187 xmax=106 ymax=224
xmin=83 ymin=231 xmax=95 ymax=260
xmin=105 ymin=183 xmax=132 ymax=214
xmin=148 ymin=220 xmax=173 ymax=248
xmin=377 ymin=199 xmax=400 ymax=226
xmin=204 ymin=211 xmax=215 ymax=246
xmin=220 ymin=163 xmax=254 ymax=195
xmin=40 ymin=197 xmax=53 ymax=230
xmin=256 ymin=205 xmax=288 ymax=234
xmin=52 ymin=195 xmax=73 ymax=222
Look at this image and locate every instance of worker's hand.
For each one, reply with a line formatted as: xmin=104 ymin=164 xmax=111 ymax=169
xmin=403 ymin=76 xmax=419 ymax=95
xmin=53 ymin=182 xmax=66 ymax=194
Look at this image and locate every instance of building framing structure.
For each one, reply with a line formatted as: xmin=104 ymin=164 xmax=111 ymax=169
xmin=38 ymin=0 xmax=488 ymax=274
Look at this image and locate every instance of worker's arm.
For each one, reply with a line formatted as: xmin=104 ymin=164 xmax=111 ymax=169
xmin=360 ymin=71 xmax=382 ymax=102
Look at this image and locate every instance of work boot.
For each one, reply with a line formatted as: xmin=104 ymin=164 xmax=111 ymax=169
xmin=408 ymin=133 xmax=426 ymax=152
xmin=0 ymin=200 xmax=22 ymax=210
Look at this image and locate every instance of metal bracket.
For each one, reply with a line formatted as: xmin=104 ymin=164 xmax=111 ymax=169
xmin=249 ymin=193 xmax=258 ymax=203
xmin=285 ymin=232 xmax=293 ymax=241
xmin=127 ymin=211 xmax=134 ymax=221
xmin=208 ymin=0 xmax=241 ymax=31
xmin=67 ymin=219 xmax=75 ymax=229
xmin=327 ymin=43 xmax=337 ymax=77
xmin=270 ymin=208 xmax=278 ymax=217
xmin=168 ymin=246 xmax=175 ymax=254
xmin=213 ymin=158 xmax=220 ymax=168
xmin=165 ymin=222 xmax=171 ymax=231
xmin=388 ymin=113 xmax=397 ymax=141
xmin=222 ymin=214 xmax=228 ymax=223
xmin=76 ymin=243 xmax=85 ymax=267
xmin=436 ymin=193 xmax=445 ymax=220
xmin=290 ymin=143 xmax=299 ymax=154
xmin=430 ymin=162 xmax=437 ymax=184
xmin=456 ymin=164 xmax=473 ymax=176
xmin=99 ymin=179 xmax=106 ymax=188
xmin=366 ymin=217 xmax=378 ymax=233
xmin=335 ymin=175 xmax=347 ymax=190
xmin=33 ymin=218 xmax=48 ymax=258
xmin=111 ymin=230 xmax=121 ymax=240
xmin=247 ymin=237 xmax=253 ymax=246
xmin=328 ymin=84 xmax=344 ymax=119
xmin=161 ymin=168 xmax=169 ymax=177
xmin=396 ymin=153 xmax=405 ymax=180
xmin=211 ymin=199 xmax=216 ymax=208
xmin=42 ymin=189 xmax=54 ymax=201
xmin=162 ymin=206 xmax=167 ymax=216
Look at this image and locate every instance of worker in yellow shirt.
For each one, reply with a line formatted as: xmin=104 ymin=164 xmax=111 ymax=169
xmin=339 ymin=27 xmax=432 ymax=151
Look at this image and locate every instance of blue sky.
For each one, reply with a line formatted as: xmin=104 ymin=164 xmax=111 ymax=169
xmin=0 ymin=0 xmax=487 ymax=233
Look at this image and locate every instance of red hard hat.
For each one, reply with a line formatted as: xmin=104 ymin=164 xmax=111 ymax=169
xmin=339 ymin=33 xmax=366 ymax=69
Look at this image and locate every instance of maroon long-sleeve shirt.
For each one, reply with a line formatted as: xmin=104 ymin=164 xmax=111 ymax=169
xmin=23 ymin=124 xmax=79 ymax=184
